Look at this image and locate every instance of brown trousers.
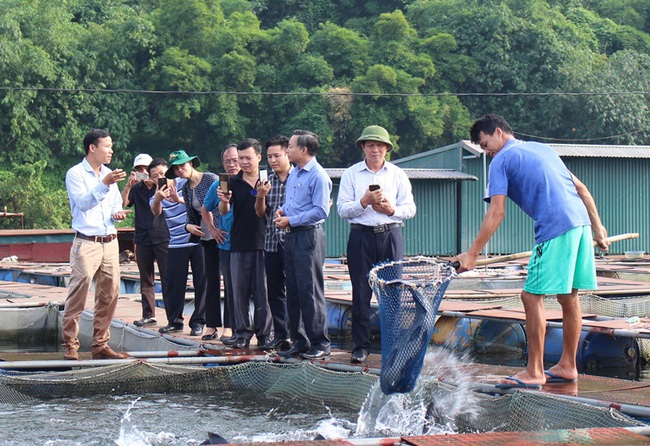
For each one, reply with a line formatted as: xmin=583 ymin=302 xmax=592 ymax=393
xmin=62 ymin=237 xmax=120 ymax=353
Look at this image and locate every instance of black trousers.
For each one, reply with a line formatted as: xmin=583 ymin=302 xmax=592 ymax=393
xmin=164 ymin=245 xmax=206 ymax=328
xmin=284 ymin=227 xmax=330 ymax=350
xmin=347 ymin=226 xmax=404 ymax=352
xmin=135 ymin=242 xmax=169 ymax=319
xmin=231 ymin=250 xmax=272 ymax=340
xmin=265 ymin=246 xmax=289 ymax=341
xmin=219 ymin=249 xmax=235 ymax=329
xmin=202 ymin=239 xmax=222 ymax=328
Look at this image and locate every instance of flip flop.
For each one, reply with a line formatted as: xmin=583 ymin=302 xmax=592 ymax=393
xmin=495 ymin=376 xmax=542 ymax=390
xmin=544 ymin=370 xmax=577 ymax=383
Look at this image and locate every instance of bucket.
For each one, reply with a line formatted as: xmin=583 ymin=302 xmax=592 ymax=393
xmin=472 ymin=320 xmax=526 ymax=355
xmin=544 ymin=327 xmax=639 ymax=370
xmin=431 ymin=316 xmax=480 ymax=350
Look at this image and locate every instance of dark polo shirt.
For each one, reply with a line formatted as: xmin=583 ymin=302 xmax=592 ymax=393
xmin=229 ymin=171 xmax=266 ymax=252
xmin=127 ymin=182 xmax=169 ymax=245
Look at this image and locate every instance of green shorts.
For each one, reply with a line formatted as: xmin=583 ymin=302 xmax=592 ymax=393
xmin=524 ymin=225 xmax=597 ymax=295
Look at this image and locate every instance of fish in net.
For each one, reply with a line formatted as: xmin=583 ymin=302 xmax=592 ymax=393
xmin=369 ymin=257 xmax=457 ymax=395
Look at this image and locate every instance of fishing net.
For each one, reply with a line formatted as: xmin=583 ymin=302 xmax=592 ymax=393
xmin=368 ymin=257 xmax=456 ymax=394
xmin=0 ymin=362 xmax=644 ymax=434
xmin=0 ymin=305 xmax=645 ymax=437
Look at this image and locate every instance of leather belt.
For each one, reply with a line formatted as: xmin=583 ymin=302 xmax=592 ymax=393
xmin=285 ymin=223 xmax=322 ymax=233
xmin=350 ymin=222 xmax=403 ymax=233
xmin=76 ymin=233 xmax=118 ymax=243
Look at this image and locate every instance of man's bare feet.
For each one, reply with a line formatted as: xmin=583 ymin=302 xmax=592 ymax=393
xmin=544 ymin=365 xmax=578 ymax=383
xmin=498 ymin=370 xmax=545 ymax=387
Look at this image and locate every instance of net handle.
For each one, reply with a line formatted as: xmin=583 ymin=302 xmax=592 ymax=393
xmin=451 ymin=233 xmax=639 ymax=270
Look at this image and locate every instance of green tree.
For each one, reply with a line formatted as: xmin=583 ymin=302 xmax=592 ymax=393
xmin=0 ymin=161 xmax=69 ymax=229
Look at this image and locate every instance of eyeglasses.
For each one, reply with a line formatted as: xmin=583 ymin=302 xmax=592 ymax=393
xmin=223 ymin=159 xmax=238 ymax=165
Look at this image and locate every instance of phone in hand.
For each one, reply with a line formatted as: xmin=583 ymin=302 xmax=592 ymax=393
xmin=369 ymin=184 xmax=380 ymax=191
xmin=259 ymin=169 xmax=268 ymax=183
xmin=219 ymin=173 xmax=229 ymax=193
xmin=135 ymin=172 xmax=149 ymax=181
xmin=158 ymin=178 xmax=167 ymax=189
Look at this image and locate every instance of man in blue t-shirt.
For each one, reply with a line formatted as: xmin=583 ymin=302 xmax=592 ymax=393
xmin=456 ymin=114 xmax=609 ymax=389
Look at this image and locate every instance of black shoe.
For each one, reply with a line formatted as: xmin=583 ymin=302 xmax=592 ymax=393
xmin=189 ymin=325 xmax=204 ymax=336
xmin=271 ymin=338 xmax=291 ymax=351
xmin=201 ymin=330 xmax=219 ymax=341
xmin=221 ymin=335 xmax=238 ymax=346
xmin=278 ymin=344 xmax=307 ymax=358
xmin=229 ymin=337 xmax=250 ymax=349
xmin=301 ymin=348 xmax=331 ymax=360
xmin=351 ymin=349 xmax=368 ymax=364
xmin=133 ymin=317 xmax=157 ymax=327
xmin=256 ymin=336 xmax=274 ymax=350
xmin=159 ymin=324 xmax=183 ymax=333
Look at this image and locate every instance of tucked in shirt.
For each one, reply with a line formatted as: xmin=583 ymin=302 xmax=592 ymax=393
xmin=337 ymin=160 xmax=416 ymax=225
xmin=65 ymin=158 xmax=123 ymax=236
xmin=281 ymin=157 xmax=331 ymax=227
xmin=263 ymin=167 xmax=293 ymax=252
xmin=487 ymin=138 xmax=590 ymax=244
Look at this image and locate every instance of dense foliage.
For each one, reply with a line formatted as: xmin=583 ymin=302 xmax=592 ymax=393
xmin=0 ymin=0 xmax=649 ymax=228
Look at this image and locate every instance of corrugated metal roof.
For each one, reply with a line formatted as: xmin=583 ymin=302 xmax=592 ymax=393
xmin=325 ymin=168 xmax=477 ymax=181
xmin=394 ymin=141 xmax=650 ymax=161
xmin=549 ymin=144 xmax=650 ymax=158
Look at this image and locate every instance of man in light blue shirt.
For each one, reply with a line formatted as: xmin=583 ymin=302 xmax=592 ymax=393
xmin=274 ymin=129 xmax=332 ymax=360
xmin=63 ymin=129 xmax=130 ymax=361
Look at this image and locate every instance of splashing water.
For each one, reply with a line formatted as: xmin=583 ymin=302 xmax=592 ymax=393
xmin=115 ymin=397 xmax=152 ymax=446
xmin=356 ymin=347 xmax=482 ymax=437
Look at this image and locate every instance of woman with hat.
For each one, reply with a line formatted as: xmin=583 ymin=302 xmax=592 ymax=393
xmin=166 ymin=150 xmax=223 ymax=339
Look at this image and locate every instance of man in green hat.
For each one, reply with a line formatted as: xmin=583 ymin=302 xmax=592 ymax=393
xmin=337 ymin=125 xmax=416 ymax=364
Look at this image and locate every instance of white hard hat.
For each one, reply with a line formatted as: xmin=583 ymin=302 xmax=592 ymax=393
xmin=133 ymin=153 xmax=153 ymax=168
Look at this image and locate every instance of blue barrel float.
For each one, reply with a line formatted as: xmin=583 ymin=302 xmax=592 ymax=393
xmin=432 ymin=316 xmax=526 ymax=355
xmin=544 ymin=327 xmax=638 ymax=370
xmin=325 ymin=302 xmax=380 ymax=337
xmin=473 ymin=319 xmax=527 ymax=355
xmin=431 ymin=316 xmax=481 ymax=350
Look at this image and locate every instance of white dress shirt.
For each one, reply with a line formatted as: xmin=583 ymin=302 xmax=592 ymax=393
xmin=65 ymin=158 xmax=123 ymax=236
xmin=337 ymin=160 xmax=416 ymax=225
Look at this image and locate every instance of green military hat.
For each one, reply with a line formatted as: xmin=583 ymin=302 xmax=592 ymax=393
xmin=355 ymin=125 xmax=394 ymax=151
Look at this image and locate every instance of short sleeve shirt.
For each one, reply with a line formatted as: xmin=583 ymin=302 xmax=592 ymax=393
xmin=487 ymin=139 xmax=590 ymax=243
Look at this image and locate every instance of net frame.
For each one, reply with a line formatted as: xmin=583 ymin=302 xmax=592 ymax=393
xmin=369 ymin=257 xmax=457 ymax=394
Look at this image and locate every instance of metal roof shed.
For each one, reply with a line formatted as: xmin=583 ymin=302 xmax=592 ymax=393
xmin=394 ymin=142 xmax=650 ymax=255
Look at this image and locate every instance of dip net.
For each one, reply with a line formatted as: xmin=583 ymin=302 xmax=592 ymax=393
xmin=368 ymin=257 xmax=456 ymax=394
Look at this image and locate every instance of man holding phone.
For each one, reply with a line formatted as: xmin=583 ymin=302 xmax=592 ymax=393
xmin=218 ymin=139 xmax=273 ymax=349
xmin=337 ymin=125 xmax=416 ymax=364
xmin=255 ymin=135 xmax=294 ymax=351
xmin=121 ymin=153 xmax=170 ymax=328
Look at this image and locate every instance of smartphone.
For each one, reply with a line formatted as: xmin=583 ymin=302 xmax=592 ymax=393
xmin=135 ymin=172 xmax=149 ymax=181
xmin=259 ymin=169 xmax=268 ymax=183
xmin=158 ymin=178 xmax=167 ymax=189
xmin=219 ymin=173 xmax=229 ymax=193
xmin=369 ymin=184 xmax=380 ymax=191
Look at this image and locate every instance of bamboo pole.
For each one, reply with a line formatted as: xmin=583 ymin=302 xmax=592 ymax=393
xmin=456 ymin=233 xmax=640 ymax=269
